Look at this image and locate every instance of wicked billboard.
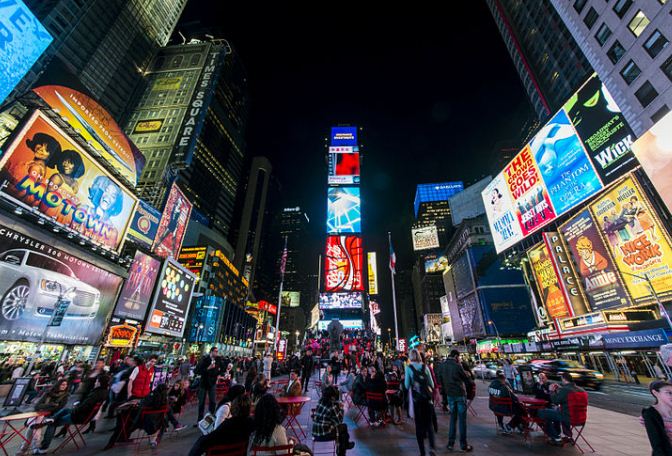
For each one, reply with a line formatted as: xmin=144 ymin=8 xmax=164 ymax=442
xmin=0 ymin=111 xmax=138 ymax=252
xmin=0 ymin=224 xmax=122 ymax=345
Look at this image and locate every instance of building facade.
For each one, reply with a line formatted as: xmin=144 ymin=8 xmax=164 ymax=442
xmin=551 ymin=0 xmax=672 ymax=136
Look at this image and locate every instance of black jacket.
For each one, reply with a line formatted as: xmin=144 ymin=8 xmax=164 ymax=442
xmin=188 ymin=416 xmax=255 ymax=456
xmin=642 ymin=406 xmax=672 ymax=456
xmin=436 ymin=358 xmax=473 ymax=397
xmin=195 ymin=355 xmax=221 ymax=389
xmin=301 ymin=355 xmax=314 ymax=375
xmin=71 ymin=387 xmax=107 ymax=423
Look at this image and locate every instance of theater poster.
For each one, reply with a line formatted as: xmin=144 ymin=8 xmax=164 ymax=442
xmin=152 ymin=183 xmax=192 ymax=259
xmin=589 ymin=176 xmax=672 ymax=303
xmin=527 ymin=243 xmax=571 ymax=319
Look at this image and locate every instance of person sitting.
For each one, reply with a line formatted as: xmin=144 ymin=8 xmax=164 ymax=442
xmin=252 ymin=374 xmax=269 ymax=403
xmin=385 ymin=367 xmax=403 ymax=424
xmin=18 ymin=379 xmax=69 ymax=456
xmin=534 ymin=372 xmax=552 ymax=402
xmin=488 ymin=370 xmax=525 ymax=434
xmin=36 ymin=375 xmax=109 ymax=453
xmin=364 ymin=366 xmax=388 ymax=427
xmin=282 ymin=370 xmax=302 ymax=397
xmin=214 ymin=384 xmax=246 ymax=428
xmin=351 ymin=368 xmax=367 ymax=406
xmin=312 ymin=386 xmax=355 ymax=456
xmin=167 ymin=379 xmax=188 ymax=431
xmin=321 ymin=364 xmax=337 ymax=392
xmin=538 ymin=372 xmax=585 ymax=446
xmin=338 ymin=368 xmax=356 ymax=396
xmin=249 ymin=394 xmax=289 ymax=455
xmin=188 ymin=394 xmax=254 ymax=456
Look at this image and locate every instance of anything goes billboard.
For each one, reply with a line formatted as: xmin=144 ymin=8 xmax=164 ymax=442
xmin=113 ymin=251 xmax=161 ymax=322
xmin=0 ymin=111 xmax=138 ymax=252
xmin=327 ymin=187 xmax=361 ymax=233
xmin=325 ymin=235 xmax=364 ymax=292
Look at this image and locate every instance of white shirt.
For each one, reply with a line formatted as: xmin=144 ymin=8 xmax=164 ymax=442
xmin=129 ymin=366 xmax=139 ymax=381
xmin=263 ymin=356 xmax=273 ymax=371
xmin=11 ymin=366 xmax=24 ymax=379
xmin=214 ymin=402 xmax=231 ymax=428
xmin=249 ymin=424 xmax=288 ymax=454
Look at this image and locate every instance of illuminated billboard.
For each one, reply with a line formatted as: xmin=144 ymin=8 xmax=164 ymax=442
xmin=318 ymin=319 xmax=363 ymax=331
xmin=281 ymin=291 xmax=301 ymax=308
xmin=589 ymin=176 xmax=672 ymax=304
xmin=325 ymin=235 xmax=364 ymax=292
xmin=543 ymin=232 xmax=589 ymax=316
xmin=412 ymin=225 xmax=440 ymax=251
xmin=153 ymin=182 xmax=192 ymax=258
xmin=367 ymin=252 xmax=378 ymax=295
xmin=0 ymin=1 xmax=52 ymax=104
xmin=632 ymin=111 xmax=672 ymax=214
xmin=327 ymin=187 xmax=361 ymax=233
xmin=146 ymin=258 xmax=196 ymax=338
xmin=330 ymin=127 xmax=358 ymax=147
xmin=0 ymin=224 xmax=122 ymax=345
xmin=187 ymin=296 xmax=222 ymax=343
xmin=328 ymin=152 xmax=360 ymax=185
xmin=319 ymin=292 xmax=363 ymax=309
xmin=126 ymin=200 xmax=161 ymax=249
xmin=0 ymin=111 xmax=137 ymax=252
xmin=113 ymin=251 xmax=161 ymax=321
xmin=33 ymin=86 xmax=145 ymax=186
xmin=483 ymin=174 xmax=524 ymax=253
xmin=177 ymin=246 xmax=208 ymax=278
xmin=425 ymin=255 xmax=448 ymax=274
xmin=527 ymin=243 xmax=571 ymax=319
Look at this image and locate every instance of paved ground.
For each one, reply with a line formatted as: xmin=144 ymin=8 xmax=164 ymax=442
xmin=586 ymin=381 xmax=651 ymax=417
xmin=0 ymin=379 xmax=651 ymax=455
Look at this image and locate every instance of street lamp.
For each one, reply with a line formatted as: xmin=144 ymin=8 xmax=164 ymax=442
xmin=196 ymin=324 xmax=204 ymax=343
xmin=295 ymin=330 xmax=300 ymax=352
xmin=387 ymin=328 xmax=391 ymax=346
xmin=487 ymin=320 xmax=502 ymax=354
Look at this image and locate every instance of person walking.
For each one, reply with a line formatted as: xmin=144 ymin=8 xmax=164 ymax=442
xmin=195 ymin=347 xmax=222 ymax=423
xmin=405 ymin=349 xmax=437 ymax=456
xmin=263 ymin=352 xmax=273 ymax=381
xmin=436 ymin=350 xmax=474 ymax=452
xmin=301 ymin=348 xmax=315 ymax=393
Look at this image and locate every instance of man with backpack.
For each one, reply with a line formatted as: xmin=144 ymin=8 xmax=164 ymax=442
xmin=405 ymin=349 xmax=436 ymax=456
xmin=436 ymin=350 xmax=474 ymax=453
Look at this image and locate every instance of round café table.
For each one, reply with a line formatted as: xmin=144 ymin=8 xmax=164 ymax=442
xmin=0 ymin=411 xmax=48 ymax=456
xmin=276 ymin=396 xmax=311 ymax=441
xmin=516 ymin=395 xmax=549 ymax=443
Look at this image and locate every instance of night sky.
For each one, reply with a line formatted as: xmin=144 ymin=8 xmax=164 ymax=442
xmin=178 ymin=2 xmax=535 ymax=332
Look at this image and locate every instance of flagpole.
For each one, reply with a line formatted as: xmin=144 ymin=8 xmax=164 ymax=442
xmin=274 ymin=235 xmax=288 ymax=353
xmin=389 ymin=232 xmax=399 ymax=351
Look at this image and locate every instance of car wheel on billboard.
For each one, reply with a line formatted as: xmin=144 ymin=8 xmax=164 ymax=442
xmin=1 ymin=281 xmax=29 ymax=321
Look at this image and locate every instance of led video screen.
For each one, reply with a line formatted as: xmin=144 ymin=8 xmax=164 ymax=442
xmin=327 ymin=187 xmax=361 ymax=233
xmin=325 ymin=235 xmax=364 ymax=292
xmin=319 ymin=292 xmax=363 ymax=309
xmin=318 ymin=319 xmax=363 ymax=331
xmin=328 ymin=152 xmax=360 ymax=184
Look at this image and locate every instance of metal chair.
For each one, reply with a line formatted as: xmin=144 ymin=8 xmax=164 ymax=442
xmin=565 ymin=391 xmax=595 ymax=453
xmin=364 ymin=391 xmax=388 ymax=427
xmin=488 ymin=396 xmax=515 ymax=435
xmin=250 ymin=444 xmax=294 ymax=455
xmin=126 ymin=406 xmax=168 ymax=454
xmin=53 ymin=402 xmax=104 ymax=452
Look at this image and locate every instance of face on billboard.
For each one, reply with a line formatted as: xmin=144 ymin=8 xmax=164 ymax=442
xmin=281 ymin=291 xmax=300 ymax=308
xmin=412 ymin=225 xmax=440 ymax=251
xmin=330 ymin=127 xmax=358 ymax=147
xmin=126 ymin=200 xmax=161 ymax=249
xmin=153 ymin=183 xmax=192 ymax=258
xmin=0 ymin=112 xmax=137 ymax=252
xmin=0 ymin=224 xmax=122 ymax=344
xmin=0 ymin=2 xmax=52 ymax=104
xmin=559 ymin=208 xmax=631 ymax=311
xmin=319 ymin=292 xmax=362 ymax=309
xmin=589 ymin=176 xmax=672 ymax=304
xmin=325 ymin=235 xmax=364 ymax=292
xmin=482 ymin=174 xmax=523 ymax=253
xmin=328 ymin=153 xmax=360 ymax=184
xmin=327 ymin=187 xmax=361 ymax=233
xmin=33 ymin=86 xmax=145 ymax=186
xmin=113 ymin=251 xmax=161 ymax=321
xmin=564 ymin=74 xmax=637 ymax=184
xmin=530 ymin=109 xmax=603 ymax=215
xmin=146 ymin=259 xmax=195 ymax=338
xmin=632 ymin=112 xmax=672 ymax=214
xmin=527 ymin=243 xmax=571 ymax=319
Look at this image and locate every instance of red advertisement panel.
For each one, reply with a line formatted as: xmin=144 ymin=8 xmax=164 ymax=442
xmin=153 ymin=183 xmax=192 ymax=258
xmin=325 ymin=235 xmax=364 ymax=292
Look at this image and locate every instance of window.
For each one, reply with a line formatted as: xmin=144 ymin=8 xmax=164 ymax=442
xmin=628 ymin=10 xmax=650 ymax=37
xmin=635 ymin=81 xmax=658 ymax=107
xmin=584 ymin=7 xmax=599 ymax=29
xmin=652 ymin=105 xmax=670 ymax=123
xmin=620 ymin=60 xmax=642 ymax=84
xmin=644 ymin=30 xmax=669 ymax=58
xmin=574 ymin=0 xmax=588 ymax=13
xmin=612 ymin=0 xmax=633 ymax=18
xmin=607 ymin=40 xmax=626 ymax=63
xmin=662 ymin=54 xmax=672 ymax=81
xmin=595 ymin=23 xmax=613 ymax=46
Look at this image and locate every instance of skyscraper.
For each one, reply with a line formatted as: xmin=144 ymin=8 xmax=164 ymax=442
xmin=414 ymin=182 xmax=464 ymax=247
xmin=486 ymin=0 xmax=593 ymax=121
xmin=10 ymin=0 xmax=187 ymax=121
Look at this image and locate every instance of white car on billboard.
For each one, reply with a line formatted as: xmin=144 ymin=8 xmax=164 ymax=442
xmin=0 ymin=249 xmax=101 ymax=321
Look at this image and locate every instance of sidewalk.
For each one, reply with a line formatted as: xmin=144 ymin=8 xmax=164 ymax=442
xmin=0 ymin=380 xmax=649 ymax=455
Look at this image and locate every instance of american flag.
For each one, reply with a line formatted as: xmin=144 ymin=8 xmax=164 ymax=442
xmin=389 ymin=234 xmax=396 ymax=274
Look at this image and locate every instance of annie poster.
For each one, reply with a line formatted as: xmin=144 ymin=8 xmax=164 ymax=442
xmin=589 ymin=176 xmax=672 ymax=303
xmin=0 ymin=111 xmax=137 ymax=252
xmin=152 ymin=183 xmax=192 ymax=259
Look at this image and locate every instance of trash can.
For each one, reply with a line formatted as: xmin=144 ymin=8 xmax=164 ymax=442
xmin=518 ymin=365 xmax=535 ymax=394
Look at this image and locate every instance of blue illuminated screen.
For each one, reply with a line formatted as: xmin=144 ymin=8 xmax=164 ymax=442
xmin=327 ymin=187 xmax=361 ymax=233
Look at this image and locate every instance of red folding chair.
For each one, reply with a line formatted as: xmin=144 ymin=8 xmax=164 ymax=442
xmin=364 ymin=392 xmax=388 ymax=428
xmin=127 ymin=406 xmax=168 ymax=454
xmin=54 ymin=402 xmax=103 ymax=452
xmin=250 ymin=444 xmax=294 ymax=455
xmin=206 ymin=441 xmax=247 ymax=455
xmin=488 ymin=396 xmax=514 ymax=435
xmin=565 ymin=391 xmax=595 ymax=453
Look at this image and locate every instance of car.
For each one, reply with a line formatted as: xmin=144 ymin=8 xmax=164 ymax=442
xmin=534 ymin=358 xmax=604 ymax=390
xmin=473 ymin=362 xmax=499 ymax=379
xmin=0 ymin=249 xmax=101 ymax=321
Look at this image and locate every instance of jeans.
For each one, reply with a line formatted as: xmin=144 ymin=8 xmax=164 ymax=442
xmin=447 ymin=395 xmax=467 ymax=448
xmin=40 ymin=409 xmax=73 ymax=450
xmin=302 ymin=371 xmax=311 ymax=392
xmin=538 ymin=408 xmax=570 ymax=439
xmin=413 ymin=399 xmax=435 ymax=456
xmin=496 ymin=401 xmax=525 ymax=429
xmin=197 ymin=385 xmax=217 ymax=421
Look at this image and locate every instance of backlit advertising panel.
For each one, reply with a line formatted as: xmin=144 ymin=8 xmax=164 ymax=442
xmin=187 ymin=296 xmax=222 ymax=343
xmin=412 ymin=225 xmax=440 ymax=251
xmin=425 ymin=255 xmax=448 ymax=274
xmin=0 ymin=1 xmax=52 ymax=105
xmin=327 ymin=187 xmax=361 ymax=233
xmin=564 ymin=74 xmax=637 ymax=184
xmin=632 ymin=111 xmax=672 ymax=214
xmin=33 ymin=86 xmax=145 ymax=186
xmin=369 ymin=301 xmax=381 ymax=336
xmin=281 ymin=291 xmax=301 ymax=308
xmin=318 ymin=319 xmax=363 ymax=331
xmin=325 ymin=235 xmax=364 ymax=292
xmin=330 ymin=127 xmax=358 ymax=147
xmin=126 ymin=200 xmax=161 ymax=249
xmin=483 ymin=174 xmax=524 ymax=253
xmin=458 ymin=294 xmax=483 ymax=338
xmin=113 ymin=251 xmax=161 ymax=321
xmin=146 ymin=258 xmax=195 ymax=338
xmin=153 ymin=182 xmax=192 ymax=259
xmin=328 ymin=152 xmax=360 ymax=185
xmin=424 ymin=313 xmax=442 ymax=342
xmin=0 ymin=111 xmax=137 ymax=252
xmin=367 ymin=252 xmax=378 ymax=295
xmin=319 ymin=292 xmax=363 ymax=309
xmin=559 ymin=209 xmax=631 ymax=311
xmin=178 ymin=246 xmax=207 ymax=279
xmin=527 ymin=242 xmax=571 ymax=319
xmin=589 ymin=176 xmax=672 ymax=304
xmin=530 ymin=109 xmax=602 ymax=215
xmin=0 ymin=224 xmax=122 ymax=345
xmin=543 ymin=232 xmax=589 ymax=316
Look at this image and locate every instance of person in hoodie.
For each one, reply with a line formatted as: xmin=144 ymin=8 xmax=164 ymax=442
xmin=488 ymin=370 xmax=525 ymax=434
